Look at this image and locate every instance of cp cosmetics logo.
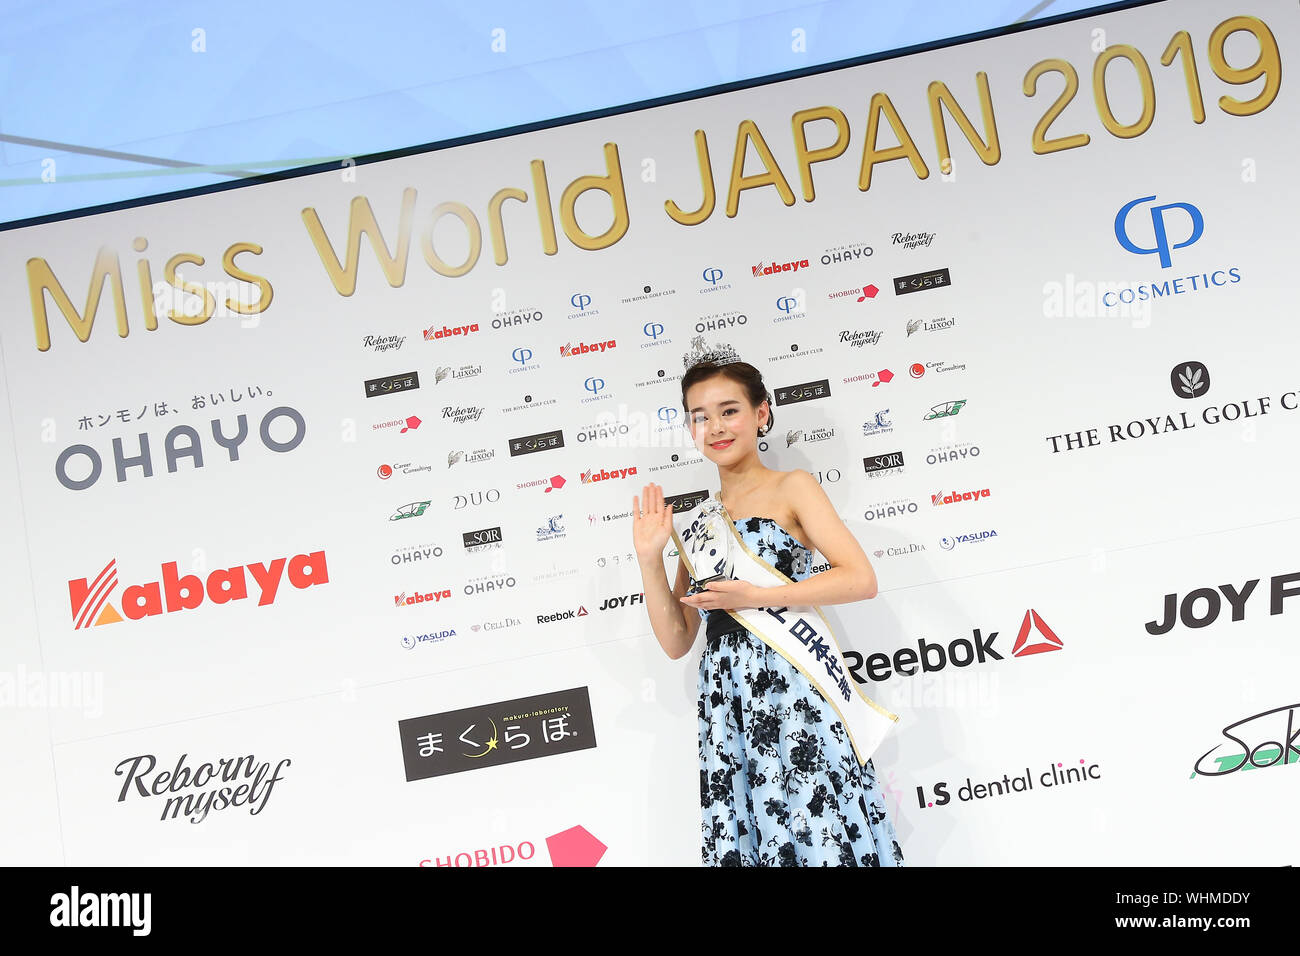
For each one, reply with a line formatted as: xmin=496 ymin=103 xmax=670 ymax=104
xmin=1190 ymin=702 xmax=1300 ymax=779
xmin=1114 ymin=195 xmax=1203 ymax=268
xmin=69 ymin=551 xmax=328 ymax=629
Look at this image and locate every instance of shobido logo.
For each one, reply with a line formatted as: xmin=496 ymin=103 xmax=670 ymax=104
xmin=69 ymin=551 xmax=328 ymax=629
xmin=55 ymin=406 xmax=306 ymax=492
xmin=560 ymin=339 xmax=617 ymax=357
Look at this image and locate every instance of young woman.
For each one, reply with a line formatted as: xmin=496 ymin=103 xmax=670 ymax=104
xmin=632 ymin=358 xmax=904 ymax=867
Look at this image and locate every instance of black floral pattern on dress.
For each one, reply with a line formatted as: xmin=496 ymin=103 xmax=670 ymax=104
xmin=696 ymin=517 xmax=905 ymax=867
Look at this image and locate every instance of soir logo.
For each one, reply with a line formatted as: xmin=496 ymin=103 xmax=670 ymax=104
xmin=69 ymin=551 xmax=329 ymax=628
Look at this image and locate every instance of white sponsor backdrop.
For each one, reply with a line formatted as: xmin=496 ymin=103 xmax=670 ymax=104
xmin=1 ymin=0 xmax=1297 ymax=865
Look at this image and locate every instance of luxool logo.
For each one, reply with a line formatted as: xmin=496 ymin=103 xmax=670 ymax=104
xmin=537 ymin=515 xmax=566 ymax=541
xmin=1114 ymin=195 xmax=1203 ymax=269
xmin=1144 ymin=570 xmax=1300 ymax=636
xmin=1172 ymin=361 xmax=1210 ymax=399
xmin=774 ymin=379 xmax=831 ymax=406
xmin=424 ymin=322 xmax=480 ymax=341
xmin=1190 ymin=702 xmax=1300 ymax=778
xmin=394 ymin=588 xmax=452 ymax=608
xmin=70 ymin=552 xmax=328 ymax=629
xmin=538 ymin=606 xmax=588 ymax=624
xmin=598 ymin=592 xmax=645 ymax=611
xmin=894 ymin=267 xmax=951 ymax=295
xmin=940 ymin=530 xmax=998 ymax=551
xmin=916 ymin=758 xmax=1100 ymax=809
xmin=752 ymin=257 xmax=810 ymax=277
xmin=390 ymin=501 xmax=431 ymax=521
xmin=560 ymin=339 xmax=616 ymax=357
xmin=924 ymin=400 xmax=966 ymax=420
xmin=508 ymin=429 xmax=564 ymax=457
xmin=581 ymin=465 xmax=638 ymax=484
xmin=907 ymin=316 xmax=956 ymax=336
xmin=433 ymin=363 xmax=483 ymax=384
xmin=364 ymin=372 xmax=419 ymax=398
xmin=932 ymin=488 xmax=991 ymax=507
xmin=844 ymin=609 xmax=1062 ymax=684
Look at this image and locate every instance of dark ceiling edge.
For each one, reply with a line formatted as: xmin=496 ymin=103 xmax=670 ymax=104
xmin=0 ymin=0 xmax=1160 ymax=234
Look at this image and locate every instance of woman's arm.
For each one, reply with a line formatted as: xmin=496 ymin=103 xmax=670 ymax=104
xmin=638 ymin=553 xmax=702 ymax=660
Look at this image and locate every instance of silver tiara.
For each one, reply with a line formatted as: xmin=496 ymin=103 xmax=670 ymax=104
xmin=682 ymin=334 xmax=742 ymax=371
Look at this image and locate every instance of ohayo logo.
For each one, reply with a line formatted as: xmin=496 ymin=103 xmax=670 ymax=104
xmin=844 ymin=608 xmax=1062 ymax=683
xmin=69 ymin=551 xmax=328 ymax=629
xmin=1114 ymin=195 xmax=1204 ymax=269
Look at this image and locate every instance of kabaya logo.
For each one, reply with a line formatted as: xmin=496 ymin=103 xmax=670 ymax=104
xmin=115 ymin=752 xmax=291 ymax=823
xmin=394 ymin=588 xmax=452 ymax=607
xmin=863 ymin=451 xmax=904 ymax=477
xmin=598 ymin=592 xmax=645 ymax=611
xmin=55 ymin=405 xmax=307 ymax=492
xmin=362 ymin=333 xmax=406 ymax=353
xmin=774 ymin=379 xmax=831 ymax=406
xmin=69 ymin=551 xmax=328 ymax=629
xmin=462 ymin=526 xmax=503 ymax=551
xmin=844 ymin=608 xmax=1063 ymax=684
xmin=839 ymin=329 xmax=883 ymax=349
xmin=752 ymin=257 xmax=810 ymax=277
xmin=560 ymin=339 xmax=616 ymax=357
xmin=538 ymin=606 xmax=589 ymax=624
xmin=581 ymin=465 xmax=638 ymax=484
xmin=1190 ymin=702 xmax=1300 ymax=778
xmin=940 ymin=530 xmax=998 ymax=551
xmin=1144 ymin=569 xmax=1300 ymax=636
xmin=424 ymin=322 xmax=480 ymax=341
xmin=932 ymin=488 xmax=991 ymax=507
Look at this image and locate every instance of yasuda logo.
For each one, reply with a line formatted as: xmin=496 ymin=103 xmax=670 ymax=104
xmin=69 ymin=551 xmax=328 ymax=629
xmin=1114 ymin=195 xmax=1204 ymax=269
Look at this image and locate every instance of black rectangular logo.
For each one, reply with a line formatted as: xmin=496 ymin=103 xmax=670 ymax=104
xmin=774 ymin=379 xmax=832 ymax=406
xmin=508 ymin=429 xmax=565 ymax=457
xmin=863 ymin=451 xmax=906 ymax=475
xmin=364 ymin=371 xmax=420 ymax=397
xmin=398 ymin=686 xmax=597 ymax=781
xmin=462 ymin=527 xmax=503 ymax=548
xmin=665 ymin=489 xmax=710 ymax=514
xmin=893 ymin=267 xmax=951 ymax=295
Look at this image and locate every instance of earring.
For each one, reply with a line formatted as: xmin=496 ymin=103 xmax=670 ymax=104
xmin=758 ymin=422 xmax=770 ymax=436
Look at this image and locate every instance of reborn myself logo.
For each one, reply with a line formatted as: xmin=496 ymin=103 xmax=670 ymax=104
xmin=69 ymin=551 xmax=329 ymax=629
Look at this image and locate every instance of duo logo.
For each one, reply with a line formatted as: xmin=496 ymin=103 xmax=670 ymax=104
xmin=1114 ymin=195 xmax=1204 ymax=269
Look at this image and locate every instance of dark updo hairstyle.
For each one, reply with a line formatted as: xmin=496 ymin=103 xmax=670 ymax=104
xmin=680 ymin=361 xmax=773 ymax=435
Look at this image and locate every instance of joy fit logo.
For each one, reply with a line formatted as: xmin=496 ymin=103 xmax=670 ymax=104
xmin=560 ymin=340 xmax=616 ymax=357
xmin=69 ymin=551 xmax=328 ymax=629
xmin=931 ymin=488 xmax=991 ymax=506
xmin=845 ymin=609 xmax=1062 ymax=684
xmin=424 ymin=322 xmax=480 ymax=341
xmin=1145 ymin=571 xmax=1300 ymax=635
xmin=597 ymin=593 xmax=644 ymax=611
xmin=751 ymin=258 xmax=810 ymax=277
xmin=394 ymin=589 xmax=452 ymax=607
xmin=580 ymin=465 xmax=638 ymax=484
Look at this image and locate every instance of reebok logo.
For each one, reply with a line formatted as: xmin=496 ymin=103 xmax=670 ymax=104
xmin=537 ymin=606 xmax=589 ymax=624
xmin=931 ymin=488 xmax=991 ymax=506
xmin=560 ymin=340 xmax=617 ymax=356
xmin=69 ymin=552 xmax=329 ymax=628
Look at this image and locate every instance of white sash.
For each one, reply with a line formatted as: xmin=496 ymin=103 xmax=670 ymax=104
xmin=671 ymin=493 xmax=898 ymax=766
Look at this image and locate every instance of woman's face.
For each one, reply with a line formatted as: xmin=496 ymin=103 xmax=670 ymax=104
xmin=684 ymin=374 xmax=768 ymax=464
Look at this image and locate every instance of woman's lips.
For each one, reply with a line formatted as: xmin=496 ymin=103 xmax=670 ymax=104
xmin=709 ymin=439 xmax=734 ymax=449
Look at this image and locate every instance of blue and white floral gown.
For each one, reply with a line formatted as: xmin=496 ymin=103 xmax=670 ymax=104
xmin=696 ymin=516 xmax=904 ymax=867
